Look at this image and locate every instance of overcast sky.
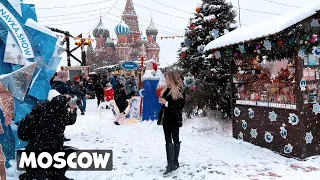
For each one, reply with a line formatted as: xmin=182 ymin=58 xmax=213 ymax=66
xmin=28 ymin=0 xmax=319 ymax=70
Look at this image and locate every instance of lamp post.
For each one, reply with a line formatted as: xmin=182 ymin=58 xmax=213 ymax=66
xmin=74 ymin=34 xmax=91 ymax=66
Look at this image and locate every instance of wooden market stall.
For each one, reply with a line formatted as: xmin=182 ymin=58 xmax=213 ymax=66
xmin=204 ymin=4 xmax=320 ymax=159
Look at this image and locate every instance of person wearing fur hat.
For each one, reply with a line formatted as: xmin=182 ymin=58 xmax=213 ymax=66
xmin=18 ymin=90 xmax=76 ymax=180
xmin=51 ymin=71 xmax=85 ymax=98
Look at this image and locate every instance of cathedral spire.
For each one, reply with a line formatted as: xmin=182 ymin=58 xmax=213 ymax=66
xmin=123 ymin=0 xmax=136 ymax=16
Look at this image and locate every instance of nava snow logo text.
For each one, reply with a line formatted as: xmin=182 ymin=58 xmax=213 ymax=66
xmin=16 ymin=150 xmax=113 ymax=171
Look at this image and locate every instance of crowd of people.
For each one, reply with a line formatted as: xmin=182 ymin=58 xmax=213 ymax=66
xmin=15 ymin=70 xmax=185 ymax=179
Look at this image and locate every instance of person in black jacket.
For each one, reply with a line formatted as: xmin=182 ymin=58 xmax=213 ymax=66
xmin=95 ymin=80 xmax=105 ymax=107
xmin=51 ymin=71 xmax=85 ymax=98
xmin=158 ymin=70 xmax=185 ymax=177
xmin=114 ymin=81 xmax=129 ymax=125
xmin=18 ymin=90 xmax=76 ymax=180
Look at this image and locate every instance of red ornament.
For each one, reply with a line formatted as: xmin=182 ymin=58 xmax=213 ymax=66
xmin=196 ymin=7 xmax=201 ymax=13
xmin=190 ymin=24 xmax=196 ymax=29
xmin=181 ymin=52 xmax=186 ymax=59
xmin=277 ymin=40 xmax=284 ymax=45
xmin=211 ymin=18 xmax=216 ymax=22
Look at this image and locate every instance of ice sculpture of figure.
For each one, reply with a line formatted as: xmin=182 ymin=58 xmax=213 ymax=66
xmin=139 ymin=59 xmax=165 ymax=121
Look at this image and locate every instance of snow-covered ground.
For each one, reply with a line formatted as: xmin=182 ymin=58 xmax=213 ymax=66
xmin=7 ymin=99 xmax=320 ymax=179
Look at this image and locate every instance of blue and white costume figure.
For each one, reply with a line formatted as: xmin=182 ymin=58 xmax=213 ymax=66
xmin=0 ymin=0 xmax=64 ymax=168
xmin=139 ymin=59 xmax=166 ymax=121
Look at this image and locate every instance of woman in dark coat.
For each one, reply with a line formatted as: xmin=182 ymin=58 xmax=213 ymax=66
xmin=114 ymin=81 xmax=128 ymax=125
xmin=158 ymin=70 xmax=185 ymax=177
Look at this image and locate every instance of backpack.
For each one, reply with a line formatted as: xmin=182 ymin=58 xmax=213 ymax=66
xmin=17 ymin=102 xmax=47 ymax=141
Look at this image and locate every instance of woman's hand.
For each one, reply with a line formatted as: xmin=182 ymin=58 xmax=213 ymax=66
xmin=158 ymin=97 xmax=167 ymax=105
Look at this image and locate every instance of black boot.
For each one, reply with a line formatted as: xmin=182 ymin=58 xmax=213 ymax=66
xmin=163 ymin=143 xmax=174 ymax=177
xmin=173 ymin=141 xmax=181 ymax=170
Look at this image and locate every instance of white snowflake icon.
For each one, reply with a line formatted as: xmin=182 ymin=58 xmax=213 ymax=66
xmin=305 ymin=132 xmax=313 ymax=144
xmin=238 ymin=44 xmax=245 ymax=54
xmin=215 ymin=51 xmax=221 ymax=59
xmin=312 ymin=46 xmax=320 ymax=58
xmin=280 ymin=127 xmax=287 ymax=139
xmin=250 ymin=128 xmax=258 ymax=139
xmin=234 ymin=107 xmax=241 ymax=117
xmin=268 ymin=111 xmax=278 ymax=122
xmin=248 ymin=108 xmax=254 ymax=119
xmin=288 ymin=113 xmax=299 ymax=126
xmin=263 ymin=40 xmax=272 ymax=51
xmin=284 ymin=144 xmax=293 ymax=154
xmin=210 ymin=29 xmax=219 ymax=39
xmin=264 ymin=131 xmax=273 ymax=143
xmin=310 ymin=18 xmax=320 ymax=27
xmin=312 ymin=102 xmax=320 ymax=115
xmin=238 ymin=132 xmax=244 ymax=141
xmin=241 ymin=120 xmax=247 ymax=130
xmin=298 ymin=49 xmax=305 ymax=59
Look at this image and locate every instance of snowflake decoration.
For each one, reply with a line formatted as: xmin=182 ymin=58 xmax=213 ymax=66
xmin=197 ymin=44 xmax=206 ymax=53
xmin=264 ymin=131 xmax=273 ymax=143
xmin=238 ymin=132 xmax=244 ymax=141
xmin=312 ymin=102 xmax=320 ymax=115
xmin=210 ymin=29 xmax=219 ymax=39
xmin=298 ymin=50 xmax=305 ymax=59
xmin=305 ymin=132 xmax=313 ymax=144
xmin=268 ymin=111 xmax=278 ymax=122
xmin=215 ymin=51 xmax=221 ymax=59
xmin=238 ymin=44 xmax=245 ymax=54
xmin=288 ymin=113 xmax=299 ymax=126
xmin=284 ymin=144 xmax=293 ymax=154
xmin=250 ymin=128 xmax=258 ymax=139
xmin=248 ymin=108 xmax=254 ymax=119
xmin=312 ymin=46 xmax=320 ymax=58
xmin=184 ymin=38 xmax=191 ymax=47
xmin=310 ymin=18 xmax=320 ymax=27
xmin=263 ymin=40 xmax=272 ymax=51
xmin=300 ymin=78 xmax=306 ymax=91
xmin=280 ymin=127 xmax=288 ymax=139
xmin=234 ymin=107 xmax=241 ymax=117
xmin=241 ymin=120 xmax=247 ymax=130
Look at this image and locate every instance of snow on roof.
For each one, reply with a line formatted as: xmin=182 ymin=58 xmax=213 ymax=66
xmin=204 ymin=2 xmax=320 ymax=51
xmin=94 ymin=64 xmax=119 ymax=70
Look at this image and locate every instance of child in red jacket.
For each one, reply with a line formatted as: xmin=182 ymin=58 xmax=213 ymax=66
xmin=104 ymin=83 xmax=114 ymax=102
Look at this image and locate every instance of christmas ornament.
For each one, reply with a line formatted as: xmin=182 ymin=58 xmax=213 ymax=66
xmin=277 ymin=40 xmax=284 ymax=45
xmin=234 ymin=107 xmax=241 ymax=117
xmin=210 ymin=29 xmax=219 ymax=39
xmin=288 ymin=113 xmax=299 ymax=126
xmin=250 ymin=128 xmax=258 ymax=139
xmin=280 ymin=126 xmax=287 ymax=139
xmin=238 ymin=44 xmax=245 ymax=54
xmin=268 ymin=111 xmax=278 ymax=122
xmin=264 ymin=131 xmax=273 ymax=143
xmin=248 ymin=108 xmax=254 ymax=119
xmin=310 ymin=18 xmax=320 ymax=27
xmin=223 ymin=29 xmax=229 ymax=34
xmin=197 ymin=44 xmax=206 ymax=53
xmin=180 ymin=52 xmax=186 ymax=59
xmin=305 ymin=132 xmax=313 ymax=144
xmin=312 ymin=46 xmax=320 ymax=58
xmin=184 ymin=38 xmax=191 ymax=47
xmin=312 ymin=102 xmax=320 ymax=115
xmin=300 ymin=78 xmax=306 ymax=91
xmin=241 ymin=120 xmax=247 ymax=130
xmin=298 ymin=50 xmax=305 ymax=59
xmin=310 ymin=35 xmax=318 ymax=43
xmin=238 ymin=132 xmax=244 ymax=141
xmin=284 ymin=144 xmax=293 ymax=154
xmin=263 ymin=40 xmax=272 ymax=50
xmin=215 ymin=51 xmax=221 ymax=59
xmin=196 ymin=7 xmax=201 ymax=13
xmin=183 ymin=72 xmax=194 ymax=86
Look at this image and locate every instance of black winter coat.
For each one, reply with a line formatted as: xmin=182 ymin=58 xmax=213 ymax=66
xmin=18 ymin=95 xmax=77 ymax=151
xmin=94 ymin=82 xmax=104 ymax=99
xmin=158 ymin=88 xmax=185 ymax=127
xmin=51 ymin=80 xmax=85 ymax=97
xmin=114 ymin=83 xmax=128 ymax=113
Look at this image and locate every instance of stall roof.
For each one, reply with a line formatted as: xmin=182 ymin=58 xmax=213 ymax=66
xmin=94 ymin=64 xmax=119 ymax=70
xmin=204 ymin=2 xmax=320 ymax=51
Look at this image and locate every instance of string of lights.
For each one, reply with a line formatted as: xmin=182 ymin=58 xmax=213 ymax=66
xmin=37 ymin=0 xmax=112 ymax=10
xmin=37 ymin=6 xmax=112 ymax=18
xmin=260 ymin=0 xmax=301 ymax=8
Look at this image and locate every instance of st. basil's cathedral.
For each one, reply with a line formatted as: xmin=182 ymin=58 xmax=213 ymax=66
xmin=86 ymin=0 xmax=160 ymax=73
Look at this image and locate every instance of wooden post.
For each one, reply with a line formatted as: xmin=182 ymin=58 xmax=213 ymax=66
xmin=66 ymin=36 xmax=71 ymax=66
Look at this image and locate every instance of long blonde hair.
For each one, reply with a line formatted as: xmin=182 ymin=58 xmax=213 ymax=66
xmin=162 ymin=71 xmax=184 ymax=100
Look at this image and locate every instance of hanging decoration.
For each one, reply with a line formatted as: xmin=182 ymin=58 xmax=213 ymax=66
xmin=248 ymin=108 xmax=254 ymax=119
xmin=238 ymin=44 xmax=245 ymax=54
xmin=250 ymin=128 xmax=258 ymax=139
xmin=310 ymin=35 xmax=318 ymax=43
xmin=241 ymin=120 xmax=247 ymax=130
xmin=312 ymin=46 xmax=320 ymax=58
xmin=268 ymin=111 xmax=278 ymax=122
xmin=298 ymin=49 xmax=305 ymax=58
xmin=288 ymin=113 xmax=299 ymax=126
xmin=180 ymin=52 xmax=186 ymax=59
xmin=183 ymin=72 xmax=195 ymax=86
xmin=210 ymin=29 xmax=219 ymax=39
xmin=284 ymin=144 xmax=293 ymax=154
xmin=214 ymin=51 xmax=221 ymax=59
xmin=310 ymin=18 xmax=320 ymax=27
xmin=196 ymin=7 xmax=201 ymax=13
xmin=312 ymin=102 xmax=320 ymax=115
xmin=197 ymin=44 xmax=206 ymax=53
xmin=238 ymin=132 xmax=244 ymax=140
xmin=263 ymin=40 xmax=272 ymax=51
xmin=234 ymin=107 xmax=241 ymax=117
xmin=280 ymin=126 xmax=288 ymax=139
xmin=305 ymin=132 xmax=313 ymax=144
xmin=300 ymin=78 xmax=307 ymax=91
xmin=264 ymin=131 xmax=273 ymax=143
